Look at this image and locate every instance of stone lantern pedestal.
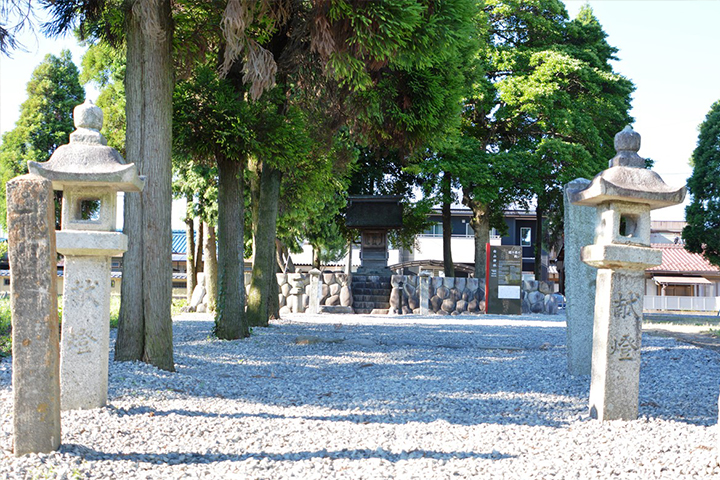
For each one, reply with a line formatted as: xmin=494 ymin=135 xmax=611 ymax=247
xmin=29 ymin=100 xmax=144 ymax=411
xmin=571 ymin=126 xmax=685 ymax=421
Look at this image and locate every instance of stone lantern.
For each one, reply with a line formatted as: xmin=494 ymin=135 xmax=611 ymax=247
xmin=570 ymin=126 xmax=685 ymax=421
xmin=28 ymin=100 xmax=144 ymax=410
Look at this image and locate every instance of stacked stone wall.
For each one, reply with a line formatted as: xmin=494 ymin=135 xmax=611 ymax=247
xmin=192 ymin=272 xmax=559 ymax=316
xmin=277 ymin=272 xmax=352 ymax=314
xmin=390 ymin=275 xmax=486 ymax=315
xmin=521 ymin=280 xmax=559 ymax=315
xmin=277 ymin=273 xmax=308 ymax=314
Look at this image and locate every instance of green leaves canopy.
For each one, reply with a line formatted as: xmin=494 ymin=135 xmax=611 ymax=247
xmin=0 ymin=49 xmax=84 ymax=227
xmin=450 ymin=1 xmax=633 ymax=242
xmin=683 ymin=100 xmax=720 ymax=266
xmin=1 ymin=50 xmax=84 ymax=166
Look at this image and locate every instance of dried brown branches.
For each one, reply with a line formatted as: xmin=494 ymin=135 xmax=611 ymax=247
xmin=220 ymin=0 xmax=293 ymax=100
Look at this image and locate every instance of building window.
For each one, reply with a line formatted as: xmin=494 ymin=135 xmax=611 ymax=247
xmin=423 ymin=223 xmax=443 ymax=237
xmin=3 ymin=279 xmax=9 ymax=286
xmin=520 ymin=227 xmax=532 ymax=246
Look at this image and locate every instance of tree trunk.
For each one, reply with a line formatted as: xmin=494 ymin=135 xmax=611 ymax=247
xmin=345 ymin=238 xmax=352 ymax=274
xmin=203 ymin=221 xmax=218 ymax=311
xmin=214 ymin=154 xmax=249 ymax=339
xmin=469 ymin=204 xmax=490 ymax=280
xmin=115 ymin=6 xmax=145 ymax=363
xmin=534 ymin=204 xmax=544 ymax=281
xmin=185 ymin=195 xmax=196 ymax=304
xmin=312 ymin=247 xmax=321 ymax=269
xmin=117 ymin=0 xmax=174 ymax=372
xmin=248 ymin=158 xmax=260 ymax=248
xmin=247 ymin=165 xmax=282 ymax=327
xmin=195 ymin=215 xmax=204 ymax=275
xmin=268 ymin=241 xmax=280 ymax=320
xmin=441 ymin=172 xmax=454 ymax=277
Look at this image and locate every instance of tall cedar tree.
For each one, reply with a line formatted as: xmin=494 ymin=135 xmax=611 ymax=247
xmin=35 ymin=0 xmax=175 ymax=370
xmin=683 ymin=100 xmax=720 ymax=265
xmin=173 ymin=66 xmax=254 ymax=339
xmin=115 ymin=0 xmax=175 ymax=370
xmin=344 ymin=0 xmax=479 ymax=271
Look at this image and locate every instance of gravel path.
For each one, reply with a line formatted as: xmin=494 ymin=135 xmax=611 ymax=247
xmin=1 ymin=312 xmax=719 ymax=479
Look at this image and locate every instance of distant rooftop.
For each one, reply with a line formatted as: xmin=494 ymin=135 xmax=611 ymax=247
xmin=648 ymin=243 xmax=720 ymax=275
xmin=651 ymin=220 xmax=686 ymax=233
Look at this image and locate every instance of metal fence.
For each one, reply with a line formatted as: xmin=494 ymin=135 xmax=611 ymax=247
xmin=644 ymin=295 xmax=720 ymax=312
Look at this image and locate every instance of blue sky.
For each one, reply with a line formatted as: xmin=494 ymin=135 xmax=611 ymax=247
xmin=565 ymin=0 xmax=720 ymax=221
xmin=2 ymin=1 xmax=719 ymax=222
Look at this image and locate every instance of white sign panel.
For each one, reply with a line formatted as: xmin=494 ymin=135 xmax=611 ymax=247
xmin=498 ymin=285 xmax=521 ymax=299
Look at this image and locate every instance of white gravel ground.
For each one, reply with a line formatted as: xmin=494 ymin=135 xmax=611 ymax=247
xmin=1 ymin=312 xmax=719 ymax=479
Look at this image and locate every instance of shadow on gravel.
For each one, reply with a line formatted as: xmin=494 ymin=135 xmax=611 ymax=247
xmin=109 ymin=403 xmax=577 ymax=429
xmin=107 ymin=318 xmax=720 ymax=428
xmin=61 ymin=443 xmax=518 ymax=463
xmin=637 ymin=341 xmax=720 ymax=426
xmin=113 ymin=320 xmax=584 ymax=428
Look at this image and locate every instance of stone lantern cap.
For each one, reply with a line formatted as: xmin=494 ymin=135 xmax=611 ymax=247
xmin=28 ymin=100 xmax=145 ymax=192
xmin=570 ymin=126 xmax=685 ymax=210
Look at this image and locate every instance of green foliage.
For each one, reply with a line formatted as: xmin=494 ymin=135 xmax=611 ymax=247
xmin=174 ymin=66 xmax=255 ymax=164
xmin=109 ymin=295 xmax=120 ymax=329
xmin=343 ymin=0 xmax=480 ymax=249
xmin=388 ymin=197 xmax=434 ymax=252
xmin=173 ymin=160 xmax=219 ymax=224
xmin=0 ymin=292 xmax=123 ymax=357
xmin=0 ymin=296 xmax=10 ymax=357
xmin=267 ymin=0 xmax=479 ymax=260
xmin=0 ymin=50 xmax=85 ymax=228
xmin=324 ymin=0 xmax=433 ymax=90
xmin=348 ymin=0 xmax=479 ymax=152
xmin=683 ymin=100 xmax=720 ymax=266
xmin=173 ymin=66 xmax=254 ymax=238
xmin=1 ymin=50 xmax=84 ymax=164
xmin=444 ymin=1 xmax=633 ymax=262
xmin=80 ymin=41 xmax=126 ymax=155
xmin=275 ymin=128 xmax=358 ymax=257
xmin=171 ymin=298 xmax=188 ymax=317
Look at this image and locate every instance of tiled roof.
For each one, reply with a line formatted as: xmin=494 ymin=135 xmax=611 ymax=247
xmin=648 ymin=244 xmax=720 ymax=274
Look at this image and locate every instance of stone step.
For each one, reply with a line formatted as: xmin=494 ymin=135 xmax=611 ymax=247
xmin=352 ymin=275 xmax=392 ymax=283
xmin=354 ymin=294 xmax=390 ymax=303
xmin=350 ymin=277 xmax=392 ymax=313
xmin=318 ymin=305 xmax=354 ymax=314
xmin=353 ymin=301 xmax=390 ymax=310
xmin=370 ymin=308 xmax=390 ymax=315
xmin=351 ymin=282 xmax=392 ymax=290
xmin=352 ymin=288 xmax=393 ymax=296
xmin=355 ymin=308 xmax=373 ymax=314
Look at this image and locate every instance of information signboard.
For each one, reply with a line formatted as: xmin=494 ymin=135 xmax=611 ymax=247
xmin=485 ymin=245 xmax=523 ymax=315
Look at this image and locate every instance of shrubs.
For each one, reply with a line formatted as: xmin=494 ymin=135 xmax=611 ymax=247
xmin=0 ymin=296 xmax=9 ymax=357
xmin=1 ymin=295 xmax=129 ymax=358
